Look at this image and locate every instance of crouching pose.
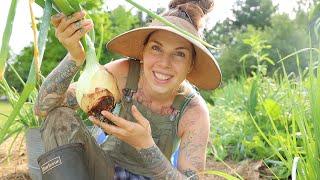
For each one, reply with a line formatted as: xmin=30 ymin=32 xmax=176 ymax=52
xmin=34 ymin=0 xmax=221 ymax=179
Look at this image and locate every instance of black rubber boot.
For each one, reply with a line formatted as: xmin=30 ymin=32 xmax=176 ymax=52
xmin=37 ymin=143 xmax=90 ymax=180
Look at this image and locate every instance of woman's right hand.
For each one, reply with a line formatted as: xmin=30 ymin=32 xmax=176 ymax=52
xmin=51 ymin=11 xmax=93 ymax=65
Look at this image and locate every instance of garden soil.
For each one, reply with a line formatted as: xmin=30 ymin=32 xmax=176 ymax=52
xmin=0 ymin=135 xmax=270 ymax=180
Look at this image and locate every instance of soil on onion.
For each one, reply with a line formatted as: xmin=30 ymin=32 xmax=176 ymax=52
xmin=0 ymin=135 xmax=271 ymax=180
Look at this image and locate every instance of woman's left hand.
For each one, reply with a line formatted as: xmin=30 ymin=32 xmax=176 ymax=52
xmin=89 ymin=105 xmax=155 ymax=150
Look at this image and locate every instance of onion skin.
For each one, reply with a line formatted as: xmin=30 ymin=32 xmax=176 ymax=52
xmin=89 ymin=97 xmax=117 ymax=127
xmin=79 ymin=87 xmax=114 ymax=113
xmin=76 ymin=65 xmax=120 ymax=111
xmin=86 ymin=91 xmax=115 ymax=115
xmin=80 ymin=88 xmax=117 ymax=127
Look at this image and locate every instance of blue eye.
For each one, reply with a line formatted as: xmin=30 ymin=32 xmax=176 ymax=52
xmin=151 ymin=45 xmax=161 ymax=52
xmin=176 ymin=51 xmax=185 ymax=57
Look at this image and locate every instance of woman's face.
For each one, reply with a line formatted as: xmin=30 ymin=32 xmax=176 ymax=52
xmin=142 ymin=30 xmax=194 ymax=95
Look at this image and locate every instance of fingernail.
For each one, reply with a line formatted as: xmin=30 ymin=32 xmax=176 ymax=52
xmin=84 ymin=24 xmax=93 ymax=29
xmin=83 ymin=20 xmax=91 ymax=25
xmin=131 ymin=106 xmax=137 ymax=113
xmin=88 ymin=116 xmax=94 ymax=121
xmin=53 ymin=13 xmax=61 ymax=18
xmin=66 ymin=15 xmax=73 ymax=20
xmin=101 ymin=111 xmax=108 ymax=115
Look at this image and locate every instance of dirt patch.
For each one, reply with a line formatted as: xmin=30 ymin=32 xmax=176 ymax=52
xmin=0 ymin=134 xmax=270 ymax=180
xmin=204 ymin=156 xmax=270 ymax=179
xmin=0 ymin=135 xmax=31 ymax=180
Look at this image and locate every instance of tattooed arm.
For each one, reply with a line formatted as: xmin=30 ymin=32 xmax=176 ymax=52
xmin=137 ymin=95 xmax=210 ymax=180
xmin=34 ymin=54 xmax=80 ymax=118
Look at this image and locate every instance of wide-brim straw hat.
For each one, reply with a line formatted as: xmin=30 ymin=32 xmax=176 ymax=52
xmin=106 ymin=16 xmax=222 ymax=90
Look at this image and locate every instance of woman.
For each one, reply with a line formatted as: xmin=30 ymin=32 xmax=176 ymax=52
xmin=34 ymin=0 xmax=221 ymax=179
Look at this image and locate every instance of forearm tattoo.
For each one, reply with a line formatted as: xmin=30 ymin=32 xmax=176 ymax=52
xmin=138 ymin=145 xmax=199 ymax=180
xmin=34 ymin=56 xmax=80 ymax=117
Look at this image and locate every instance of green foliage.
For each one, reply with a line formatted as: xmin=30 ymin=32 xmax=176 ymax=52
xmin=219 ymin=26 xmax=273 ymax=79
xmin=80 ymin=0 xmax=103 ymax=11
xmin=263 ymin=14 xmax=309 ymax=75
xmin=309 ymin=2 xmax=320 ymax=48
xmin=99 ymin=6 xmax=140 ymax=64
xmin=208 ymin=79 xmax=248 ymax=161
xmin=0 ymin=0 xmax=18 ymax=80
xmin=0 ymin=0 xmax=53 ymax=145
xmin=240 ymin=28 xmax=274 ymax=77
xmin=233 ymin=0 xmax=276 ymax=29
xmin=246 ymin=78 xmax=258 ymax=116
xmin=5 ymin=33 xmax=66 ymax=91
xmin=262 ymin=99 xmax=281 ymax=120
xmin=204 ymin=0 xmax=310 ymax=82
xmin=205 ymin=0 xmax=276 ymax=49
xmin=0 ymin=102 xmax=12 ymax=124
xmin=108 ymin=6 xmax=139 ymax=36
xmin=5 ymin=5 xmax=140 ymax=91
xmin=309 ymin=2 xmax=320 ymax=21
xmin=208 ymin=34 xmax=320 ymax=178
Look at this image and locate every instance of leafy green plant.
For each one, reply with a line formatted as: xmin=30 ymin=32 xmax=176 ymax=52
xmin=0 ymin=0 xmax=18 ymax=80
xmin=0 ymin=0 xmax=52 ymax=144
xmin=209 ymin=38 xmax=320 ymax=178
xmin=240 ymin=29 xmax=274 ymax=78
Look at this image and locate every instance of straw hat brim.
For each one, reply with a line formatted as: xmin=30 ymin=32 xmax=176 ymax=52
xmin=106 ymin=26 xmax=221 ymax=90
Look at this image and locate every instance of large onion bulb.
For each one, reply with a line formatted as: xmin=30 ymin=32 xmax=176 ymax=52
xmin=76 ymin=36 xmax=120 ymax=118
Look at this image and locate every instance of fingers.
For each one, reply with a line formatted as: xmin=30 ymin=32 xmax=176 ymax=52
xmin=51 ymin=13 xmax=64 ymax=27
xmin=59 ymin=20 xmax=93 ymax=47
xmin=56 ymin=11 xmax=86 ymax=33
xmin=71 ymin=21 xmax=93 ymax=41
xmin=101 ymin=111 xmax=133 ymax=130
xmin=89 ymin=116 xmax=126 ymax=136
xmin=52 ymin=11 xmax=91 ymax=44
xmin=61 ymin=19 xmax=93 ymax=39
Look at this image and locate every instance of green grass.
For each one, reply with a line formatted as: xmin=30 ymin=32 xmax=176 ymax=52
xmin=0 ymin=102 xmax=12 ymax=126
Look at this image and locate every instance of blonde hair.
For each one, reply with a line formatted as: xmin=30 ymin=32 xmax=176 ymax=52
xmin=177 ymin=80 xmax=198 ymax=98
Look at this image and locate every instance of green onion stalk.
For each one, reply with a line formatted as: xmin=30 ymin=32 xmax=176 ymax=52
xmin=0 ymin=0 xmax=53 ymax=144
xmin=0 ymin=0 xmax=19 ymax=81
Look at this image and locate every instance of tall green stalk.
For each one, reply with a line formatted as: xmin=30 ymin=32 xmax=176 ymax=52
xmin=308 ymin=40 xmax=320 ymax=180
xmin=0 ymin=0 xmax=19 ymax=80
xmin=249 ymin=46 xmax=320 ymax=178
xmin=0 ymin=0 xmax=53 ymax=144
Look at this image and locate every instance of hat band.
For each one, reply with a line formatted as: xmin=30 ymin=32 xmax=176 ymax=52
xmin=148 ymin=16 xmax=199 ymax=37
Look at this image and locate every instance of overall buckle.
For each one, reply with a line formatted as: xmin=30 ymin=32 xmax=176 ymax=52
xmin=122 ymin=88 xmax=136 ymax=102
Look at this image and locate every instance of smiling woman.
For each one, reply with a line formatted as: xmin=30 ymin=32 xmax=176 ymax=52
xmin=141 ymin=31 xmax=194 ymax=98
xmin=34 ymin=0 xmax=221 ymax=179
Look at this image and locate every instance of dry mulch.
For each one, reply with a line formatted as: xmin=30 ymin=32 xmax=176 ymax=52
xmin=0 ymin=134 xmax=270 ymax=180
xmin=0 ymin=135 xmax=30 ymax=180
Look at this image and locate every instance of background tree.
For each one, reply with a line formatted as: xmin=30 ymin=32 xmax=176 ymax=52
xmin=233 ymin=0 xmax=276 ymax=30
xmin=204 ymin=0 xmax=309 ymax=82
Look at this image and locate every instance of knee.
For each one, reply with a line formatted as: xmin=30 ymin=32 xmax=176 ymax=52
xmin=41 ymin=107 xmax=81 ymax=134
xmin=40 ymin=107 xmax=84 ymax=151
